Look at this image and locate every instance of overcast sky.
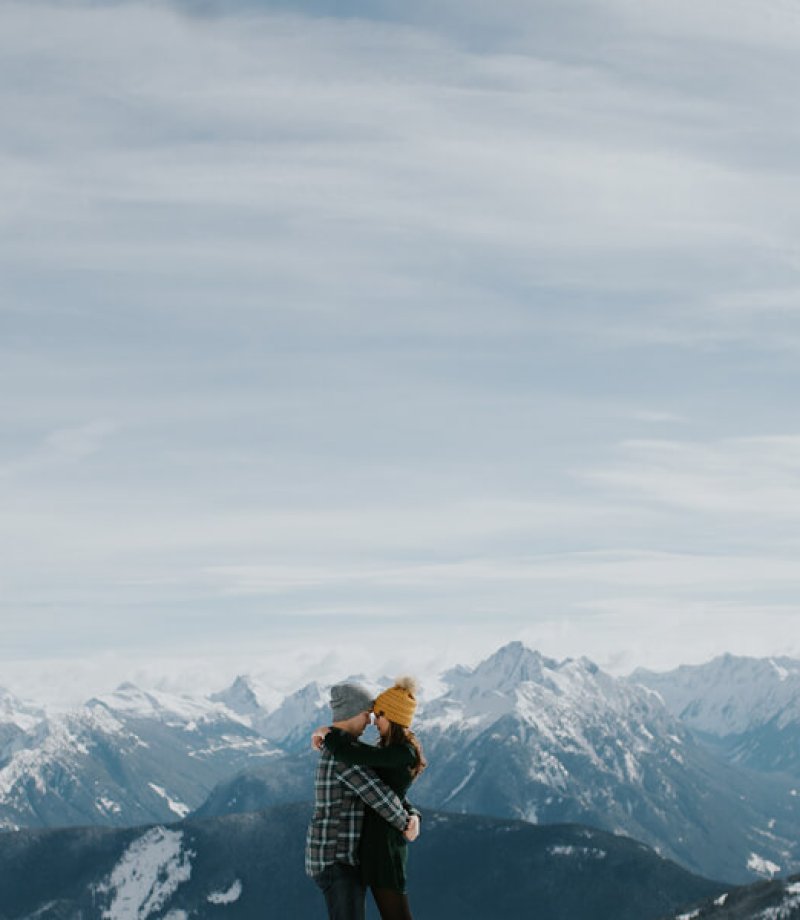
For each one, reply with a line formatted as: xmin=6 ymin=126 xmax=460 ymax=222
xmin=3 ymin=0 xmax=800 ymax=705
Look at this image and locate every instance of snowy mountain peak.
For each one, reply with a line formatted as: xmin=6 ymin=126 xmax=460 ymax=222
xmin=445 ymin=642 xmax=557 ymax=696
xmin=210 ymin=676 xmax=282 ymax=720
xmin=257 ymin=681 xmax=329 ymax=750
xmin=632 ymin=654 xmax=800 ymax=737
xmin=483 ymin=640 xmax=554 ymax=672
xmin=0 ymin=687 xmax=45 ymax=733
xmin=422 ymin=644 xmax=673 ymax=756
xmin=295 ymin=680 xmax=325 ymax=700
xmin=88 ymin=683 xmax=233 ymax=726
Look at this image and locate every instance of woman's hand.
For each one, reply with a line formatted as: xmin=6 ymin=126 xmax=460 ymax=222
xmin=311 ymin=726 xmax=331 ymax=750
xmin=404 ymin=814 xmax=420 ymax=842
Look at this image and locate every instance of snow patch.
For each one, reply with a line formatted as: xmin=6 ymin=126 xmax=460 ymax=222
xmin=85 ymin=703 xmax=125 ymax=736
xmin=757 ymin=883 xmax=800 ymax=919
xmin=0 ymin=689 xmax=45 ymax=733
xmin=94 ymin=826 xmax=192 ymax=919
xmin=96 ymin=796 xmax=122 ymax=816
xmin=148 ymin=783 xmax=190 ymax=818
xmin=0 ymin=719 xmax=90 ymax=798
xmin=714 ymin=892 xmax=729 ymax=906
xmin=747 ymin=852 xmax=781 ymax=878
xmin=547 ymin=845 xmax=606 ymax=859
xmin=442 ymin=762 xmax=476 ymax=804
xmin=623 ymin=749 xmax=641 ymax=782
xmin=208 ymin=879 xmax=243 ymax=904
xmin=634 ymin=655 xmax=800 ymax=737
xmin=98 ymin=684 xmax=228 ymax=724
xmin=770 ymin=659 xmax=790 ymax=682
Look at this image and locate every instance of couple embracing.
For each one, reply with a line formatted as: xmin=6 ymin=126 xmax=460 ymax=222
xmin=305 ymin=677 xmax=427 ymax=920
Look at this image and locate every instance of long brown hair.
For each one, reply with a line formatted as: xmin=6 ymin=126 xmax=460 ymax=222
xmin=376 ymin=715 xmax=427 ymax=779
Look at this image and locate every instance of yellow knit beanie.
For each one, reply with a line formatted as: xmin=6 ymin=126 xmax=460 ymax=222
xmin=372 ymin=676 xmax=418 ymax=728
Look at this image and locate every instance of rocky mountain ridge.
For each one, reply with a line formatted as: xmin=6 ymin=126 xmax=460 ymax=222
xmin=3 ymin=644 xmax=800 ymax=884
xmin=0 ymin=683 xmax=279 ymax=831
xmin=632 ymin=654 xmax=800 ymax=778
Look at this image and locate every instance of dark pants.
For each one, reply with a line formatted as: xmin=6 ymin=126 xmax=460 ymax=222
xmin=314 ymin=863 xmax=366 ymax=920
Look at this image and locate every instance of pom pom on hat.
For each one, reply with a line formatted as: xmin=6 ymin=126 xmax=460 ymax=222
xmin=373 ymin=676 xmax=418 ymax=728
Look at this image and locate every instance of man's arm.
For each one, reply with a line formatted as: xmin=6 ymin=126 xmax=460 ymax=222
xmin=334 ymin=762 xmax=410 ymax=833
xmin=324 ymin=729 xmax=415 ymax=769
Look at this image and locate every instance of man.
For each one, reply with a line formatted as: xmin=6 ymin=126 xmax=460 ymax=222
xmin=306 ymin=682 xmax=420 ymax=920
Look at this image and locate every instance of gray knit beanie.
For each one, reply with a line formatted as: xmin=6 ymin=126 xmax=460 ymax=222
xmin=330 ymin=682 xmax=373 ymax=722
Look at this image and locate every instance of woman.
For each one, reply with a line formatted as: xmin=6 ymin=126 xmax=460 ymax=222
xmin=314 ymin=677 xmax=426 ymax=920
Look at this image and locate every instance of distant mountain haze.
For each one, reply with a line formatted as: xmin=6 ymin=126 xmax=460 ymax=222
xmin=633 ymin=654 xmax=800 ymax=776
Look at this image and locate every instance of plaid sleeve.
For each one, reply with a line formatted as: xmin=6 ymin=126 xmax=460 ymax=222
xmin=334 ymin=763 xmax=409 ymax=832
xmin=402 ymin=797 xmax=421 ymax=819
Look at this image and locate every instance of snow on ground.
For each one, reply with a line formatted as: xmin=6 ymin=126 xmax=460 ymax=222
xmin=633 ymin=656 xmax=800 ymax=736
xmin=148 ymin=783 xmax=190 ymax=818
xmin=94 ymin=826 xmax=192 ymax=920
xmin=442 ymin=762 xmax=476 ymax=804
xmin=0 ymin=689 xmax=44 ymax=732
xmin=758 ymin=882 xmax=800 ymax=919
xmin=770 ymin=660 xmax=790 ymax=682
xmin=547 ymin=845 xmax=607 ymax=859
xmin=0 ymin=719 xmax=89 ymax=799
xmin=748 ymin=853 xmax=781 ymax=877
xmin=208 ymin=880 xmax=243 ymax=905
xmin=96 ymin=796 xmax=122 ymax=816
xmin=93 ymin=683 xmax=258 ymax=735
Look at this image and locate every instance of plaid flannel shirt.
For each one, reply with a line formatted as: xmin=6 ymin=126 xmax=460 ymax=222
xmin=305 ymin=746 xmax=410 ymax=878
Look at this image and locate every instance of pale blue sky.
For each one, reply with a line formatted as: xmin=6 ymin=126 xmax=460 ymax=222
xmin=2 ymin=0 xmax=800 ymax=702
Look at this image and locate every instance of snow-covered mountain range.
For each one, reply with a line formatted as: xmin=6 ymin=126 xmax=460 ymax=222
xmin=213 ymin=677 xmax=330 ymax=751
xmin=405 ymin=644 xmax=800 ymax=882
xmin=3 ymin=643 xmax=800 ymax=885
xmin=0 ymin=683 xmax=279 ymax=831
xmin=189 ymin=643 xmax=800 ymax=883
xmin=633 ymin=654 xmax=800 ymax=738
xmin=633 ymin=654 xmax=800 ymax=777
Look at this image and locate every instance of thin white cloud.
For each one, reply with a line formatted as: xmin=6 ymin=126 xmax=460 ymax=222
xmin=625 ymin=410 xmax=688 ymax=424
xmin=2 ymin=0 xmax=795 ymax=305
xmin=0 ymin=420 xmax=117 ymax=477
xmin=584 ymin=436 xmax=800 ymax=516
xmin=204 ymin=549 xmax=800 ymax=597
xmin=598 ymin=0 xmax=800 ymax=48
